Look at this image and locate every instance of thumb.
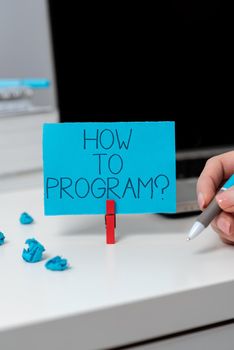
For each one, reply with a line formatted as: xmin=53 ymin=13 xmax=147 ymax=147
xmin=216 ymin=187 xmax=234 ymax=213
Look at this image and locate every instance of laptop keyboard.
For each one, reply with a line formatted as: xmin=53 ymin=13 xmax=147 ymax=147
xmin=176 ymin=158 xmax=207 ymax=179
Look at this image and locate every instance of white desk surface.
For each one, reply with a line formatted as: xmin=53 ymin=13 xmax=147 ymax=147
xmin=1 ymin=187 xmax=234 ymax=350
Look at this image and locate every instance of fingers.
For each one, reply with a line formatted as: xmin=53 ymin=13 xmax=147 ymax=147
xmin=216 ymin=187 xmax=234 ymax=213
xmin=212 ymin=211 xmax=234 ymax=244
xmin=197 ymin=151 xmax=234 ymax=209
xmin=197 ymin=151 xmax=234 ymax=245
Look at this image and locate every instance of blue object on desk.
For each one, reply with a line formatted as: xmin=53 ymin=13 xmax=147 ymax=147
xmin=45 ymin=256 xmax=68 ymax=271
xmin=22 ymin=238 xmax=45 ymax=263
xmin=20 ymin=212 xmax=34 ymax=225
xmin=223 ymin=174 xmax=234 ymax=189
xmin=43 ymin=121 xmax=176 ymax=215
xmin=0 ymin=232 xmax=5 ymax=245
xmin=0 ymin=79 xmax=50 ymax=89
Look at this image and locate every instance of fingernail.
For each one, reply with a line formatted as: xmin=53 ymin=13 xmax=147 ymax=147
xmin=198 ymin=192 xmax=205 ymax=209
xmin=217 ymin=218 xmax=231 ymax=235
xmin=216 ymin=192 xmax=225 ymax=203
xmin=216 ymin=189 xmax=234 ymax=209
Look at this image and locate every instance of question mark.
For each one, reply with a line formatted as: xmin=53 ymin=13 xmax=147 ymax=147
xmin=154 ymin=174 xmax=170 ymax=200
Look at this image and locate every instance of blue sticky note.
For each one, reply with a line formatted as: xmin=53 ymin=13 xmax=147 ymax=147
xmin=22 ymin=238 xmax=45 ymax=263
xmin=0 ymin=79 xmax=50 ymax=89
xmin=43 ymin=122 xmax=176 ymax=215
xmin=45 ymin=256 xmax=68 ymax=271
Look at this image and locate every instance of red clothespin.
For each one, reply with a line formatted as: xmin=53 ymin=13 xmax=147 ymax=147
xmin=105 ymin=200 xmax=116 ymax=244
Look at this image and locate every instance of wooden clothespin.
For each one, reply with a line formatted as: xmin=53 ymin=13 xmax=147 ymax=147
xmin=105 ymin=200 xmax=116 ymax=244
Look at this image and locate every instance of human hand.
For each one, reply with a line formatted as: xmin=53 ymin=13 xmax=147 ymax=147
xmin=197 ymin=151 xmax=234 ymax=244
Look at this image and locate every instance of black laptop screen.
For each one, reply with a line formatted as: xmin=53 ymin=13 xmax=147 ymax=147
xmin=49 ymin=1 xmax=233 ymax=151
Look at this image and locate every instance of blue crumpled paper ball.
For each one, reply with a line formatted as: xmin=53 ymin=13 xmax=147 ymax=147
xmin=22 ymin=238 xmax=45 ymax=263
xmin=0 ymin=231 xmax=5 ymax=245
xmin=45 ymin=256 xmax=68 ymax=271
xmin=20 ymin=212 xmax=34 ymax=225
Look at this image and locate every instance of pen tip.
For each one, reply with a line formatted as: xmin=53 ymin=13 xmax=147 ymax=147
xmin=186 ymin=237 xmax=190 ymax=241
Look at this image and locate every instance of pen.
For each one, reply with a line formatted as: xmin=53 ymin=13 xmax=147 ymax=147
xmin=187 ymin=174 xmax=234 ymax=240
